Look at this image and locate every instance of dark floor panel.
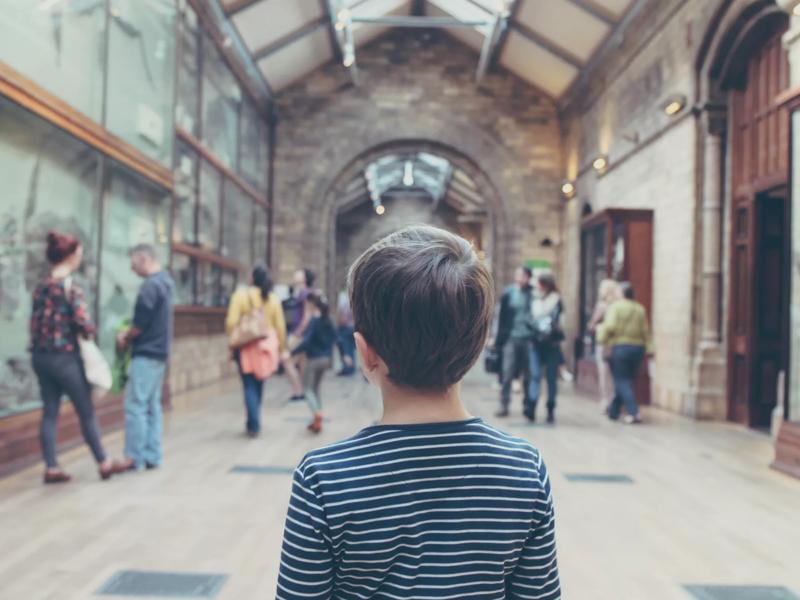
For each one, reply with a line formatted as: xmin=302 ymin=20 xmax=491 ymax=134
xmin=230 ymin=465 xmax=294 ymax=475
xmin=684 ymin=586 xmax=799 ymax=600
xmin=564 ymin=473 xmax=634 ymax=483
xmin=97 ymin=570 xmax=227 ymax=598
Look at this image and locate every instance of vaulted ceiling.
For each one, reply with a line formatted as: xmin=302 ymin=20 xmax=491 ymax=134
xmin=220 ymin=0 xmax=636 ymax=99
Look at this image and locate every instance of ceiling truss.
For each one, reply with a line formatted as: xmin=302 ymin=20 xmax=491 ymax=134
xmin=218 ymin=0 xmax=636 ymax=100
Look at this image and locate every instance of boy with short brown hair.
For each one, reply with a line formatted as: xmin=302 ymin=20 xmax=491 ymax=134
xmin=277 ymin=225 xmax=560 ymax=600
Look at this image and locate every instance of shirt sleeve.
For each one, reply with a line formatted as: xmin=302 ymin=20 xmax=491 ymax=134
xmin=291 ymin=319 xmax=316 ymax=356
xmin=276 ymin=466 xmax=335 ymax=600
xmin=69 ymin=283 xmax=97 ymax=339
xmin=596 ymin=302 xmax=617 ymax=346
xmin=507 ymin=457 xmax=561 ymax=599
xmin=132 ymin=282 xmax=157 ymax=331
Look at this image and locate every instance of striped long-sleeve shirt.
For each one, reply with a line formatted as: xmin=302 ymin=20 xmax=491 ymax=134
xmin=276 ymin=417 xmax=560 ymax=599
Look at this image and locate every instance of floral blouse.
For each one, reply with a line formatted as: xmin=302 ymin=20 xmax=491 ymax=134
xmin=30 ymin=277 xmax=97 ymax=353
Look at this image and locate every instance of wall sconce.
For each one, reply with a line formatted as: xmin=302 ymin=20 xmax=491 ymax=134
xmin=375 ymin=204 xmax=386 ymax=216
xmin=662 ymin=94 xmax=687 ymax=117
xmin=592 ymin=155 xmax=608 ymax=173
xmin=561 ymin=180 xmax=576 ymax=199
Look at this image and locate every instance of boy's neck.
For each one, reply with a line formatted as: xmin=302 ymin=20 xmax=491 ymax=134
xmin=379 ymin=382 xmax=472 ymax=425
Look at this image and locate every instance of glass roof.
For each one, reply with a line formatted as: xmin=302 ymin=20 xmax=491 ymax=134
xmin=364 ymin=152 xmax=453 ymax=204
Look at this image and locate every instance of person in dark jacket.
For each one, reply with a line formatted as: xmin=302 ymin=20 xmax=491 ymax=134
xmin=494 ymin=266 xmax=534 ymax=418
xmin=291 ymin=291 xmax=337 ymax=433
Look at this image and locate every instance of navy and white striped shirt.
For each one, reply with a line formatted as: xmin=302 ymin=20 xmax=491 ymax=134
xmin=276 ymin=417 xmax=560 ymax=599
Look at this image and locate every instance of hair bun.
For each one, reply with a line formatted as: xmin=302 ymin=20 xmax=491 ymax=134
xmin=45 ymin=230 xmax=80 ymax=265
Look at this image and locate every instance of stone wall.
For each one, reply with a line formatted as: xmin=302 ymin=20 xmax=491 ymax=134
xmin=559 ymin=0 xmax=729 ymax=414
xmin=271 ymin=28 xmax=563 ymax=293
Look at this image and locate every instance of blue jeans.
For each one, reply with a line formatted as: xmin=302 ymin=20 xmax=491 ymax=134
xmin=124 ymin=356 xmax=166 ymax=468
xmin=608 ymin=344 xmax=645 ymax=419
xmin=240 ymin=372 xmax=264 ymax=433
xmin=337 ymin=326 xmax=356 ymax=373
xmin=528 ymin=342 xmax=560 ymax=414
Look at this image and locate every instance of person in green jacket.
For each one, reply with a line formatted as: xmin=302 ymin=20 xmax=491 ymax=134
xmin=597 ymin=282 xmax=654 ymax=424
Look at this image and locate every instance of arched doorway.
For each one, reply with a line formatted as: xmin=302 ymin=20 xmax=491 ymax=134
xmin=313 ymin=140 xmax=508 ymax=300
xmin=698 ymin=1 xmax=791 ymax=428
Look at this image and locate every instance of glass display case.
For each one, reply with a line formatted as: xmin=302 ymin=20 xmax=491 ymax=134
xmin=577 ymin=209 xmax=654 ymax=404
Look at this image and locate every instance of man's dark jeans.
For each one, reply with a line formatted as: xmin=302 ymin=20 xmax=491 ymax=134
xmin=608 ymin=344 xmax=645 ymax=419
xmin=500 ymin=340 xmax=531 ymax=411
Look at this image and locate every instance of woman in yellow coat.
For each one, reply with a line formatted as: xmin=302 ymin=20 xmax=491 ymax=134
xmin=225 ymin=266 xmax=287 ymax=437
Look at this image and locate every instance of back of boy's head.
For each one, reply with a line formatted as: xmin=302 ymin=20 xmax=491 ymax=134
xmin=348 ymin=225 xmax=494 ymax=392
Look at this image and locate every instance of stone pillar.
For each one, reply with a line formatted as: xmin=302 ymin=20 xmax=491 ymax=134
xmin=700 ymin=114 xmax=724 ymax=346
xmin=687 ymin=109 xmax=727 ymax=420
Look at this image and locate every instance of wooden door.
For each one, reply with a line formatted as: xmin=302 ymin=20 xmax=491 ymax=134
xmin=727 ymin=25 xmax=790 ymax=426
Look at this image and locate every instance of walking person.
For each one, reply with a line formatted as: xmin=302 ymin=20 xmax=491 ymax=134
xmin=225 ymin=266 xmax=286 ymax=437
xmin=494 ymin=266 xmax=534 ymax=418
xmin=115 ymin=245 xmax=174 ymax=471
xmin=588 ymin=279 xmax=621 ymax=413
xmin=290 ymin=292 xmax=337 ymax=434
xmin=597 ymin=282 xmax=654 ymax=424
xmin=529 ymin=273 xmax=565 ymax=424
xmin=335 ymin=290 xmax=356 ymax=376
xmin=30 ymin=231 xmax=119 ymax=483
xmin=282 ymin=269 xmax=315 ymax=401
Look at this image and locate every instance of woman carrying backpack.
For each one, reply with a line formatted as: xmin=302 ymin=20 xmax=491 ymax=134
xmin=225 ymin=266 xmax=286 ymax=437
xmin=527 ymin=273 xmax=565 ymax=424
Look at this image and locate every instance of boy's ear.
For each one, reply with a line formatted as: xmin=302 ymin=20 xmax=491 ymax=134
xmin=354 ymin=332 xmax=380 ymax=374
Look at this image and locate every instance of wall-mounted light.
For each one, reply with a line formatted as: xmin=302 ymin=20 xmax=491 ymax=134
xmin=337 ymin=8 xmax=351 ymax=22
xmin=561 ymin=180 xmax=575 ymax=198
xmin=222 ymin=36 xmax=233 ymax=49
xmin=592 ymin=155 xmax=608 ymax=173
xmin=335 ymin=20 xmax=345 ymax=31
xmin=375 ymin=204 xmax=386 ymax=216
xmin=662 ymin=94 xmax=687 ymax=117
xmin=343 ymin=52 xmax=355 ymax=68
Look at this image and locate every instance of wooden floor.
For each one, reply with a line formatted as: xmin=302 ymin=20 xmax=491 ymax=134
xmin=1 ymin=367 xmax=799 ymax=600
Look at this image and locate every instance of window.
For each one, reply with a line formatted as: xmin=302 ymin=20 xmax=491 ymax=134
xmin=105 ymin=0 xmax=177 ymax=165
xmin=239 ymin=98 xmax=268 ymax=193
xmin=221 ymin=181 xmax=254 ymax=264
xmin=0 ymin=97 xmax=101 ymax=417
xmin=201 ymin=36 xmax=241 ymax=169
xmin=173 ymin=141 xmax=199 ymax=245
xmin=253 ymin=206 xmax=270 ymax=265
xmin=172 ymin=252 xmax=196 ymax=305
xmin=0 ymin=0 xmax=106 ymax=121
xmin=176 ymin=4 xmax=201 ymax=136
xmin=198 ymin=159 xmax=222 ymax=252
xmin=98 ymin=163 xmax=170 ymax=359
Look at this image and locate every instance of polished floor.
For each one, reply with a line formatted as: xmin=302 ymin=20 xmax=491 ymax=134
xmin=1 ymin=368 xmax=798 ymax=600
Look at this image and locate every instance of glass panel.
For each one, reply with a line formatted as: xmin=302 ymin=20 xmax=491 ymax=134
xmin=219 ymin=269 xmax=237 ymax=307
xmin=197 ymin=261 xmax=222 ymax=307
xmin=105 ymin=0 xmax=176 ymax=165
xmin=611 ymin=221 xmax=625 ymax=280
xmin=175 ymin=3 xmax=201 ymax=135
xmin=253 ymin=206 xmax=269 ymax=265
xmin=172 ymin=252 xmax=195 ymax=305
xmin=0 ymin=0 xmax=105 ymax=121
xmin=201 ymin=35 xmax=241 ymax=169
xmin=0 ymin=97 xmax=101 ymax=417
xmin=198 ymin=159 xmax=222 ymax=252
xmin=173 ymin=140 xmax=198 ymax=245
xmin=98 ymin=164 xmax=170 ymax=360
xmin=239 ymin=98 xmax=268 ymax=193
xmin=221 ymin=181 xmax=253 ymax=264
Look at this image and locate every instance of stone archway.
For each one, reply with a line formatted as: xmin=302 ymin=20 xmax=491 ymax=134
xmin=307 ymin=138 xmax=511 ymax=299
xmin=689 ymin=0 xmax=791 ymax=420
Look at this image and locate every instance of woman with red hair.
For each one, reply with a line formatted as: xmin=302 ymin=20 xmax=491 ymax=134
xmin=29 ymin=231 xmax=119 ymax=483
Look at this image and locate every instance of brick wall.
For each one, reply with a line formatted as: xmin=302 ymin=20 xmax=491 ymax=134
xmin=271 ymin=28 xmax=563 ymax=293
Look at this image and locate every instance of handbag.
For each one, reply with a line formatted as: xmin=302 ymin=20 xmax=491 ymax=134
xmin=532 ymin=301 xmax=565 ymax=344
xmin=229 ymin=289 xmax=269 ymax=349
xmin=64 ymin=277 xmax=112 ymax=391
xmin=484 ymin=346 xmax=501 ymax=374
